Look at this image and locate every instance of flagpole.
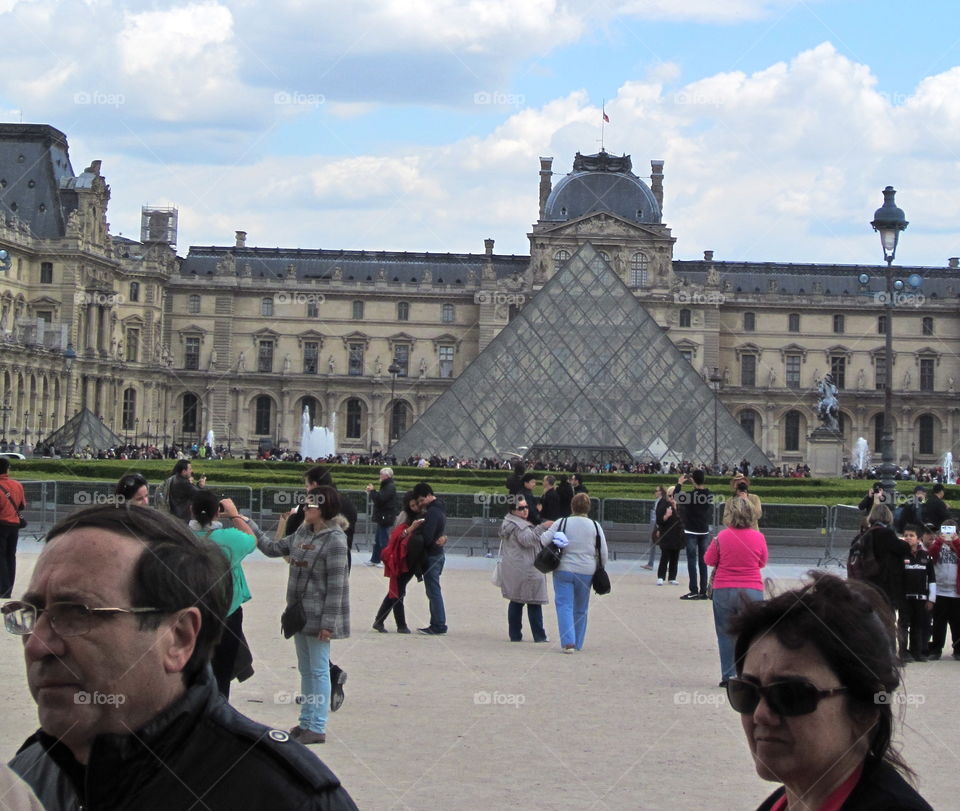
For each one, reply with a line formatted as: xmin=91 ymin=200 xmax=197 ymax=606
xmin=601 ymin=98 xmax=605 ymax=151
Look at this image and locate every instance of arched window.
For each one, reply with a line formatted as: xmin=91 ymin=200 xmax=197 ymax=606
xmin=188 ymin=294 xmax=200 ymax=314
xmin=630 ymin=252 xmax=649 ymax=287
xmin=129 ymin=281 xmax=140 ymax=302
xmin=254 ymin=395 xmax=272 ymax=435
xmin=922 ymin=316 xmax=934 ymax=336
xmin=679 ymin=309 xmax=691 ymax=328
xmin=397 ymin=301 xmax=410 ymax=321
xmin=553 ymin=250 xmax=570 ymax=272
xmin=743 ymin=312 xmax=756 ymax=332
xmin=740 ymin=410 xmax=758 ymax=441
xmin=182 ymin=393 xmax=200 ymax=435
xmin=784 ymin=411 xmax=802 ymax=452
xmin=260 ymin=297 xmax=273 ymax=317
xmin=122 ymin=388 xmax=136 ymax=431
xmin=441 ymin=303 xmax=454 ymax=323
xmin=346 ymin=398 xmax=363 ymax=439
xmin=878 ymin=315 xmax=887 ymax=334
xmin=300 ymin=396 xmax=320 ymax=427
xmin=390 ymin=401 xmax=409 ymax=440
xmin=918 ymin=414 xmax=935 ymax=456
xmin=788 ymin=313 xmax=800 ymax=332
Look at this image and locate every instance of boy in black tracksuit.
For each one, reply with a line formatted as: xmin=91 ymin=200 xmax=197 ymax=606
xmin=899 ymin=525 xmax=936 ymax=662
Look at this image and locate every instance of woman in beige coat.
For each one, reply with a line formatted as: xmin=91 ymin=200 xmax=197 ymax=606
xmin=499 ymin=495 xmax=553 ymax=642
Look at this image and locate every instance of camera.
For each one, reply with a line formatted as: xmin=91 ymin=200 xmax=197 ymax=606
xmin=872 ymin=483 xmax=882 ymax=494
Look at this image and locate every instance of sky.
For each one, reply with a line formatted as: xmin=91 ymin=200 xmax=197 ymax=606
xmin=1 ymin=0 xmax=959 ymax=267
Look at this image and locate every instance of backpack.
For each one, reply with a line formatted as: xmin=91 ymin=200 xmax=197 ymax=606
xmin=153 ymin=475 xmax=176 ymax=513
xmin=847 ymin=527 xmax=880 ymax=580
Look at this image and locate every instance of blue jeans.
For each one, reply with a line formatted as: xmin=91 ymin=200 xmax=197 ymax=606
xmin=685 ymin=532 xmax=710 ymax=594
xmin=423 ymin=552 xmax=447 ymax=632
xmin=712 ymin=587 xmax=763 ymax=680
xmin=508 ymin=602 xmax=546 ymax=642
xmin=293 ymin=633 xmax=331 ymax=733
xmin=553 ymin=570 xmax=593 ymax=650
xmin=370 ymin=524 xmax=390 ymax=564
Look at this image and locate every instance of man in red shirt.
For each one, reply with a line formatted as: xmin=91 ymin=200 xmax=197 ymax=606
xmin=0 ymin=457 xmax=27 ymax=597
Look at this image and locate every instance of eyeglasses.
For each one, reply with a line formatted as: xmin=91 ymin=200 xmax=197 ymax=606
xmin=515 ymin=505 xmax=529 ymax=510
xmin=726 ymin=677 xmax=848 ymax=717
xmin=2 ymin=600 xmax=165 ymax=638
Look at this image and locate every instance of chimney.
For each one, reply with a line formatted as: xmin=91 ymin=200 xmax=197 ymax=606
xmin=650 ymin=160 xmax=664 ymax=211
xmin=538 ymin=157 xmax=553 ymax=219
xmin=704 ymin=250 xmax=714 ymax=262
xmin=484 ymin=238 xmax=494 ymax=256
xmin=235 ymin=230 xmax=247 ymax=248
xmin=949 ymin=257 xmax=959 ymax=269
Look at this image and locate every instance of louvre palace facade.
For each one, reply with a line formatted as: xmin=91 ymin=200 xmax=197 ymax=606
xmin=0 ymin=123 xmax=958 ymax=466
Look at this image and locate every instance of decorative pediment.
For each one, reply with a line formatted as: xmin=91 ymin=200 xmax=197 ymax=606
xmin=296 ymin=330 xmax=325 ymax=348
xmin=735 ymin=342 xmax=762 ymax=360
xmin=914 ymin=346 xmax=940 ymax=366
xmin=387 ymin=332 xmax=417 ymax=349
xmin=251 ymin=327 xmax=280 ymax=346
xmin=121 ymin=314 xmax=144 ymax=327
xmin=823 ymin=344 xmax=852 ymax=362
xmin=177 ymin=324 xmax=207 ymax=344
xmin=538 ymin=211 xmax=666 ymax=241
xmin=779 ymin=343 xmax=808 ymax=361
xmin=431 ymin=333 xmax=461 ymax=351
xmin=29 ymin=295 xmax=60 ymax=308
xmin=340 ymin=330 xmax=370 ymax=349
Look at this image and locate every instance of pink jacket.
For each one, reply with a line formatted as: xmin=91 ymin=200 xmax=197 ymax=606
xmin=704 ymin=527 xmax=768 ymax=590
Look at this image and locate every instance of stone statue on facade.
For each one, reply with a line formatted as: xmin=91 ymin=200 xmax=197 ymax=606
xmin=816 ymin=373 xmax=840 ymax=432
xmin=375 ymin=356 xmax=383 ymax=376
xmin=236 ymin=351 xmax=245 ymax=373
xmin=328 ymin=355 xmax=336 ymax=374
xmin=419 ymin=357 xmax=428 ymax=378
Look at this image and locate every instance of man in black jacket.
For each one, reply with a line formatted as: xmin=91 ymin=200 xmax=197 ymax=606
xmin=676 ymin=469 xmax=713 ymax=600
xmin=413 ymin=482 xmax=448 ymax=635
xmin=540 ymin=475 xmax=563 ymax=521
xmin=167 ymin=459 xmax=206 ymax=522
xmin=366 ymin=467 xmax=398 ymax=566
xmin=7 ymin=505 xmax=356 ymax=810
xmin=924 ymin=483 xmax=951 ymax=531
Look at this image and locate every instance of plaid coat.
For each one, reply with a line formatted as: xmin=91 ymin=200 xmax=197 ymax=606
xmin=258 ymin=517 xmax=351 ymax=639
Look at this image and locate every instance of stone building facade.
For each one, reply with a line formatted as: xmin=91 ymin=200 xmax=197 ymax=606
xmin=0 ymin=123 xmax=957 ymax=466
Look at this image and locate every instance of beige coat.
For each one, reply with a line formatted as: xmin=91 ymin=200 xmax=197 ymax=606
xmin=498 ymin=513 xmax=550 ymax=605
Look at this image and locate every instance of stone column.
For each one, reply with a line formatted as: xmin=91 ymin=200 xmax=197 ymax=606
xmin=85 ymin=304 xmax=97 ymax=352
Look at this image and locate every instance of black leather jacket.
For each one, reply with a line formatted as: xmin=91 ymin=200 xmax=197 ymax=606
xmin=9 ymin=668 xmax=357 ymax=811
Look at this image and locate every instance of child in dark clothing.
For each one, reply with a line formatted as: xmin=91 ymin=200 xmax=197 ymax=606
xmin=899 ymin=525 xmax=937 ymax=662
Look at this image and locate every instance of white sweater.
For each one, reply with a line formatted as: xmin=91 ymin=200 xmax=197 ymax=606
xmin=544 ymin=515 xmax=608 ymax=575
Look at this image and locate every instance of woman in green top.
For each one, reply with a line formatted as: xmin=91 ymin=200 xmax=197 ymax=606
xmin=191 ymin=490 xmax=256 ymax=698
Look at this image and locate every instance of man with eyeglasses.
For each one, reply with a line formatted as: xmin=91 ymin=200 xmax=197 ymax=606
xmin=4 ymin=504 xmax=357 ymax=810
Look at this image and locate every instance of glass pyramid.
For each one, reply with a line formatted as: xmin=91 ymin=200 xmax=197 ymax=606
xmin=391 ymin=243 xmax=771 ymax=468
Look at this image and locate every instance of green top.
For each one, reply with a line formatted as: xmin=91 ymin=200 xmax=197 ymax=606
xmin=197 ymin=526 xmax=256 ymax=616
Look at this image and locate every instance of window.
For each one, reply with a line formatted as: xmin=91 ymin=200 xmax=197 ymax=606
xmin=260 ymin=297 xmax=273 ymax=317
xmin=36 ymin=310 xmax=52 ymax=324
xmin=740 ymin=411 xmax=757 ymax=441
xmin=257 ymin=340 xmax=274 ymax=373
xmin=554 ymin=250 xmax=570 ymax=272
xmin=301 ymin=396 xmax=319 ymax=426
xmin=40 ymin=262 xmax=53 ymax=284
xmin=877 ymin=315 xmax=886 ymax=335
xmin=920 ymin=358 xmax=935 ymax=392
xmin=394 ymin=344 xmax=410 ymax=377
xmin=390 ymin=401 xmax=408 ymax=440
xmin=743 ymin=312 xmax=756 ymax=332
xmin=680 ymin=349 xmax=694 ymax=365
xmin=922 ymin=316 xmax=934 ymax=336
xmin=306 ymin=300 xmax=319 ymax=319
xmin=873 ymin=413 xmax=887 ymax=454
xmin=830 ymin=356 xmax=846 ymax=389
xmin=439 ymin=345 xmax=454 ymax=378
xmin=346 ymin=399 xmax=363 ymax=438
xmin=182 ymin=393 xmax=200 ymax=434
xmin=126 ymin=328 xmax=139 ymax=363
xmin=352 ymin=301 xmax=364 ymax=320
xmin=442 ymin=303 xmax=454 ymax=324
xmin=121 ymin=388 xmax=136 ymax=431
xmin=784 ymin=411 xmax=801 ymax=452
xmin=679 ymin=309 xmax=691 ymax=328
xmin=630 ymin=252 xmax=649 ymax=287
xmin=187 ymin=294 xmax=201 ymax=314
xmin=184 ymin=337 xmax=200 ymax=370
xmin=303 ymin=341 xmax=319 ymax=374
xmin=129 ymin=282 xmax=140 ymax=302
xmin=741 ymin=355 xmax=757 ymax=387
xmin=254 ymin=396 xmax=272 ymax=435
xmin=785 ymin=354 xmax=801 ymax=389
xmin=397 ymin=302 xmax=410 ymax=321
xmin=348 ymin=343 xmax=364 ymax=376
xmin=788 ymin=313 xmax=800 ymax=333
xmin=918 ymin=415 xmax=935 ymax=456
xmin=833 ymin=314 xmax=844 ymax=334
xmin=875 ymin=355 xmax=887 ymax=390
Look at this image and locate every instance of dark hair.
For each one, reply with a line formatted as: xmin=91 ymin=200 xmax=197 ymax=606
xmin=510 ymin=495 xmax=527 ymax=516
xmin=570 ymin=473 xmax=581 ymax=483
xmin=735 ymin=481 xmax=749 ymax=493
xmin=902 ymin=524 xmax=923 ymax=537
xmin=931 ymin=483 xmax=945 ymax=496
xmin=521 ymin=472 xmax=537 ymax=484
xmin=308 ymin=485 xmax=340 ymax=521
xmin=730 ymin=572 xmax=909 ymax=777
xmin=115 ymin=473 xmax=148 ymax=501
xmin=305 ymin=465 xmax=333 ymax=487
xmin=45 ymin=505 xmax=230 ymax=684
xmin=544 ymin=475 xmax=556 ymax=486
xmin=691 ymin=469 xmax=705 ymax=485
xmin=400 ymin=490 xmax=419 ymax=522
xmin=191 ymin=489 xmax=221 ymax=526
xmin=172 ymin=459 xmax=191 ymax=477
xmin=412 ymin=482 xmax=433 ymax=499
xmin=0 ymin=458 xmax=9 ymax=475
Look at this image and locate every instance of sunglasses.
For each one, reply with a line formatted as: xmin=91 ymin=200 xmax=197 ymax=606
xmin=726 ymin=677 xmax=848 ymax=717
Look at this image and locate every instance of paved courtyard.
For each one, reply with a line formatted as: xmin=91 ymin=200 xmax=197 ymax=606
xmin=1 ymin=550 xmax=955 ymax=810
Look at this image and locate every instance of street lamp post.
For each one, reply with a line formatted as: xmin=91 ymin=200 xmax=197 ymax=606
xmin=0 ymin=398 xmax=10 ymax=441
xmin=866 ymin=186 xmax=909 ymax=498
xmin=386 ymin=360 xmax=401 ymax=457
xmin=709 ymin=367 xmax=723 ymax=472
xmin=23 ymin=410 xmax=30 ymax=452
xmin=227 ymin=422 xmax=232 ymax=455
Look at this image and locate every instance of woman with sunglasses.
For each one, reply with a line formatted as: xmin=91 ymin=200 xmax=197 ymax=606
xmin=497 ymin=496 xmax=553 ymax=642
xmin=114 ymin=473 xmax=149 ymax=506
xmin=728 ymin=572 xmax=932 ymax=810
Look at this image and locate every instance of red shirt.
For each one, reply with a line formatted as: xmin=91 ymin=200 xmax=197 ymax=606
xmin=704 ymin=526 xmax=767 ymax=590
xmin=0 ymin=474 xmax=26 ymax=526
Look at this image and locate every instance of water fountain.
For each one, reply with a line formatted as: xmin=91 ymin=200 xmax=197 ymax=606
xmin=299 ymin=406 xmax=336 ymax=459
xmin=205 ymin=429 xmax=215 ymax=450
xmin=943 ymin=451 xmax=954 ymax=483
xmin=853 ymin=437 xmax=871 ymax=472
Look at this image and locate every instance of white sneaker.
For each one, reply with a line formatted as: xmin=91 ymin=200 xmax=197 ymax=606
xmin=668 ymin=580 xmax=680 ymax=585
xmin=656 ymin=578 xmax=664 ymax=585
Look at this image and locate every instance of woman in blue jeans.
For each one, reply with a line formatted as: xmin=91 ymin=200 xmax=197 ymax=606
xmin=544 ymin=492 xmax=608 ymax=652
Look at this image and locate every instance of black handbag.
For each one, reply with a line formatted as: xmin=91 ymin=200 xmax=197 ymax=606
xmin=591 ymin=520 xmax=611 ymax=595
xmin=280 ymin=546 xmax=322 ymax=639
xmin=534 ymin=518 xmax=565 ymax=573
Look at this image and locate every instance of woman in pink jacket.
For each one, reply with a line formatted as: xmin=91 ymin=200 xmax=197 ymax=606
xmin=704 ymin=497 xmax=767 ymax=687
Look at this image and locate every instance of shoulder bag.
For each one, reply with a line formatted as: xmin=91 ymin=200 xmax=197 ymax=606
xmin=534 ymin=518 xmax=565 ymax=574
xmin=281 ymin=537 xmax=324 ymax=639
xmin=490 ymin=536 xmax=504 ymax=587
xmin=706 ymin=536 xmax=719 ymax=600
xmin=591 ymin=520 xmax=611 ymax=595
xmin=0 ymin=482 xmax=26 ymax=528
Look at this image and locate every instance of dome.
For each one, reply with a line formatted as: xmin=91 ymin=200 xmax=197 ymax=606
xmin=542 ymin=151 xmax=661 ymax=224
